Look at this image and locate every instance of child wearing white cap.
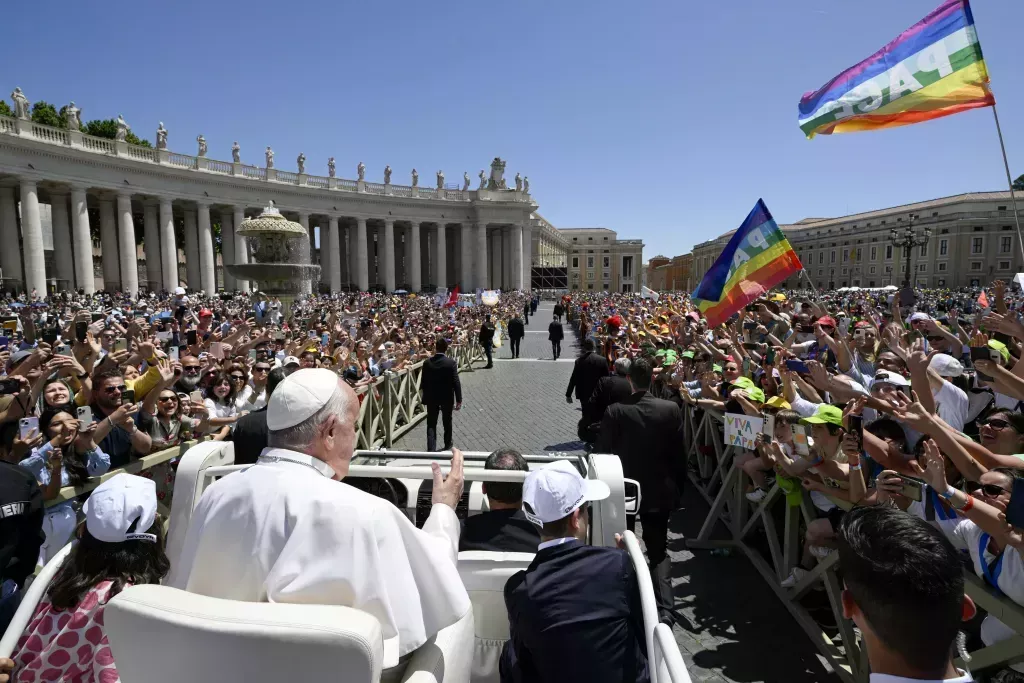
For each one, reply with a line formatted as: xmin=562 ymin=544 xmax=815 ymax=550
xmin=8 ymin=474 xmax=169 ymax=683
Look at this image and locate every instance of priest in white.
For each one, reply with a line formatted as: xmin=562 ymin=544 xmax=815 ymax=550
xmin=169 ymin=368 xmax=471 ymax=670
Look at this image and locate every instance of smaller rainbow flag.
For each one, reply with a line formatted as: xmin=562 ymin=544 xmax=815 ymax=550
xmin=692 ymin=200 xmax=803 ymax=328
xmin=799 ymin=0 xmax=994 ymax=139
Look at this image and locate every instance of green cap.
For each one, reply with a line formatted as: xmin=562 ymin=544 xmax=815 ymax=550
xmin=713 ymin=364 xmax=723 ymax=373
xmin=681 ymin=351 xmax=695 ymax=359
xmin=989 ymin=339 xmax=1011 ymax=364
xmin=661 ymin=349 xmax=678 ymax=366
xmin=801 ymin=404 xmax=844 ymax=428
xmin=729 ymin=376 xmax=765 ymax=403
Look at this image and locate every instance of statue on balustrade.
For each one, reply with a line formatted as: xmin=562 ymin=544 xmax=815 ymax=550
xmin=463 ymin=172 xmax=470 ymax=191
xmin=197 ymin=134 xmax=207 ymax=157
xmin=384 ymin=165 xmax=392 ymax=184
xmin=487 ymin=157 xmax=507 ymax=190
xmin=115 ymin=114 xmax=130 ymax=142
xmin=478 ymin=170 xmax=486 ymax=190
xmin=11 ymin=88 xmax=30 ymax=120
xmin=523 ymin=176 xmax=530 ymax=194
xmin=65 ymin=102 xmax=81 ymax=131
xmin=297 ymin=153 xmax=306 ymax=174
xmin=515 ymin=172 xmax=522 ymax=192
xmin=231 ymin=141 xmax=240 ymax=163
xmin=265 ymin=146 xmax=274 ymax=169
xmin=411 ymin=169 xmax=419 ymax=187
xmin=436 ymin=170 xmax=445 ymax=190
xmin=156 ymin=122 xmax=168 ymax=149
xmin=357 ymin=161 xmax=366 ymax=181
xmin=328 ymin=157 xmax=336 ymax=178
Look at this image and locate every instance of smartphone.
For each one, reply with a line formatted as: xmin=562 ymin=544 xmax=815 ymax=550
xmin=91 ymin=312 xmax=105 ymax=322
xmin=766 ymin=348 xmax=776 ymax=366
xmin=75 ymin=321 xmax=88 ymax=343
xmin=742 ymin=342 xmax=759 ymax=350
xmin=0 ymin=377 xmax=21 ymax=395
xmin=321 ymin=333 xmax=330 ymax=347
xmin=168 ymin=346 xmax=180 ymax=362
xmin=77 ymin=406 xmax=93 ymax=425
xmin=308 ymin=330 xmax=317 ymax=340
xmin=763 ymin=413 xmax=776 ymax=438
xmin=848 ymin=414 xmax=863 ymax=448
xmin=56 ymin=347 xmax=74 ymax=358
xmin=122 ymin=388 xmax=135 ymax=405
xmin=742 ymin=358 xmax=751 ymax=375
xmin=0 ymin=335 xmax=8 ymax=350
xmin=791 ymin=424 xmax=810 ymax=457
xmin=189 ymin=390 xmax=204 ymax=404
xmin=113 ymin=338 xmax=128 ymax=352
xmin=186 ymin=330 xmax=198 ymax=346
xmin=895 ymin=474 xmax=926 ymax=502
xmin=209 ymin=342 xmax=224 ymax=360
xmin=41 ymin=329 xmax=59 ymax=345
xmin=19 ymin=416 xmax=38 ymax=440
xmin=743 ymin=322 xmax=757 ymax=330
xmin=248 ymin=349 xmax=257 ymax=362
xmin=970 ymin=346 xmax=998 ymax=380
xmin=1005 ymin=479 xmax=1024 ymax=529
xmin=156 ymin=330 xmax=172 ymax=343
xmin=785 ymin=359 xmax=810 ymax=374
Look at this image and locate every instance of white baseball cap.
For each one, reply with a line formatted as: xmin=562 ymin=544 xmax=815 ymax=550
xmin=174 ymin=286 xmax=186 ymax=296
xmin=522 ymin=460 xmax=610 ymax=527
xmin=907 ymin=312 xmax=932 ymax=323
xmin=929 ymin=353 xmax=964 ymax=378
xmin=267 ymin=368 xmax=340 ymax=430
xmin=872 ymin=369 xmax=911 ymax=388
xmin=83 ymin=473 xmax=158 ymax=543
xmin=283 ymin=355 xmax=301 ymax=367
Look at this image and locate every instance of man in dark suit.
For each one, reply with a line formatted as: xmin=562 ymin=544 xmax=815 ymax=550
xmin=565 ymin=338 xmax=609 ymax=439
xmin=507 ymin=314 xmax=525 ymax=359
xmin=460 ymin=449 xmax=540 ymax=553
xmin=547 ymin=315 xmax=564 ymax=360
xmin=585 ymin=357 xmax=634 ymax=442
xmin=479 ymin=314 xmax=496 ymax=369
xmin=522 ymin=301 xmax=530 ymax=325
xmin=230 ymin=366 xmax=293 ymax=464
xmin=420 ymin=336 xmax=463 ymax=452
xmin=596 ymin=358 xmax=683 ymax=625
xmin=500 ymin=460 xmax=648 ymax=683
xmin=553 ymin=302 xmax=563 ymax=322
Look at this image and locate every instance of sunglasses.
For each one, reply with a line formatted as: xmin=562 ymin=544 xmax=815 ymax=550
xmin=982 ymin=419 xmax=1012 ymax=431
xmin=231 ymin=375 xmax=246 ymax=381
xmin=253 ymin=366 xmax=270 ymax=372
xmin=926 ymin=336 xmax=944 ymax=343
xmin=103 ymin=384 xmax=127 ymax=394
xmin=964 ymin=481 xmax=1009 ymax=497
xmin=182 ymin=366 xmax=200 ymax=373
xmin=158 ymin=395 xmax=178 ymax=403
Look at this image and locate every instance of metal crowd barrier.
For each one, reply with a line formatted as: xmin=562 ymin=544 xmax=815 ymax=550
xmin=681 ymin=403 xmax=1024 ymax=681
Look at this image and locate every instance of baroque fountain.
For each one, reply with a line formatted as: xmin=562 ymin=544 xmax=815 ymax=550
xmin=228 ymin=201 xmax=320 ymax=314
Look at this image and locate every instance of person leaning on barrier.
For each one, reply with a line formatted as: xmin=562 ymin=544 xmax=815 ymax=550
xmin=837 ymin=505 xmax=976 ymax=683
xmin=500 ymin=460 xmax=648 ymax=683
xmin=230 ymin=365 xmax=295 ymax=465
xmin=459 ymin=448 xmax=540 ymax=553
xmin=169 ymin=368 xmax=471 ymax=675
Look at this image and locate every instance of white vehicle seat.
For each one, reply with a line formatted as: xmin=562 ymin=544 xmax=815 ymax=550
xmin=105 ymin=584 xmax=384 ymax=683
xmin=457 ymin=551 xmax=535 ymax=683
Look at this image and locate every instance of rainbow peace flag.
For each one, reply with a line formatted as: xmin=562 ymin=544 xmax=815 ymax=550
xmin=692 ymin=200 xmax=802 ymax=328
xmin=799 ymin=0 xmax=994 ymax=139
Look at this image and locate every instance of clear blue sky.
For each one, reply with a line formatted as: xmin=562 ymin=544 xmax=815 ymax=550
xmin=6 ymin=0 xmax=1023 ymax=259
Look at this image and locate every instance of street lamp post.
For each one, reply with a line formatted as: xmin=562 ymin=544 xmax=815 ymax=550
xmin=889 ymin=213 xmax=931 ymax=288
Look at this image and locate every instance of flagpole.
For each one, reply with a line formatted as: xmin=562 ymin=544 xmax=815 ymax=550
xmin=798 ymin=268 xmax=816 ymax=292
xmin=990 ymin=103 xmax=1024 ymax=262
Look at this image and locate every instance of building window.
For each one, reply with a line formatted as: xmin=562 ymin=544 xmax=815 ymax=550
xmin=999 ymin=206 xmax=1007 ymax=211
xmin=571 ymin=257 xmax=578 ymax=268
xmin=1001 ymin=236 xmax=1012 ymax=253
xmin=830 ymin=250 xmax=836 ymax=264
xmin=842 ymin=268 xmax=848 ymax=275
xmin=918 ymin=263 xmax=927 ymax=272
xmin=572 ymin=237 xmax=577 ymax=241
xmin=842 ymin=249 xmax=849 ymax=263
xmin=587 ymin=256 xmax=594 ymax=268
xmin=603 ymin=283 xmax=609 ymax=290
xmin=869 ymin=266 xmax=876 ymax=274
xmin=939 ymin=239 xmax=948 ymax=255
xmin=622 ymin=256 xmax=633 ymax=279
xmin=818 ymin=252 xmax=824 ymax=265
xmin=938 ymin=262 xmax=947 ymax=271
xmin=870 ymin=246 xmax=877 ymax=261
xmin=885 ymin=245 xmax=893 ymax=260
xmin=603 ymin=237 xmax=608 ymax=241
xmin=919 ymin=243 xmax=927 ymax=257
xmin=999 ymin=261 xmax=1011 ymax=270
xmin=971 ymin=237 xmax=983 ymax=254
xmin=970 ymin=262 xmax=982 ymax=271
xmin=938 ymin=279 xmax=945 ymax=286
xmin=586 ymin=271 xmax=594 ymax=281
xmin=973 ymin=226 xmax=983 ymax=232
xmin=817 ymin=269 xmax=824 ymax=276
xmin=588 ymin=284 xmax=593 ymax=290
xmin=588 ymin=237 xmax=593 ymax=241
xmin=603 ymin=256 xmax=610 ymax=268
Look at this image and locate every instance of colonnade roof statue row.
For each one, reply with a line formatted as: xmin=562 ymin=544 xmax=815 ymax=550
xmin=0 ymin=87 xmax=538 ymax=296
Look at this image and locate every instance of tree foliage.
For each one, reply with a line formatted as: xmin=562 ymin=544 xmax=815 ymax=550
xmin=0 ymin=100 xmax=12 ymax=117
xmin=1013 ymin=174 xmax=1024 ymax=192
xmin=31 ymin=101 xmax=63 ymax=128
xmin=81 ymin=118 xmax=151 ymax=147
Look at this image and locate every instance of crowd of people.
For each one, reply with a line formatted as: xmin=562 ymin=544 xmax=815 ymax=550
xmin=1 ymin=277 xmax=1023 ymax=682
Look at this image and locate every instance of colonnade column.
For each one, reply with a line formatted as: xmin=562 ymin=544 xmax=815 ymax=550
xmin=116 ymin=193 xmax=139 ymax=296
xmin=221 ymin=210 xmax=235 ymax=291
xmin=159 ymin=199 xmax=178 ymax=292
xmin=297 ymin=212 xmax=311 ymax=295
xmin=142 ymin=201 xmax=161 ymax=292
xmin=20 ymin=180 xmax=46 ymax=296
xmin=502 ymin=227 xmax=512 ymax=290
xmin=461 ymin=224 xmax=474 ymax=291
xmin=434 ymin=223 xmax=447 ymax=290
xmin=328 ymin=216 xmax=342 ymax=292
xmin=522 ymin=222 xmax=533 ymax=292
xmin=320 ymin=220 xmax=331 ymax=290
xmin=409 ymin=222 xmax=421 ymax=292
xmin=355 ymin=218 xmax=369 ymax=291
xmin=0 ymin=188 xmax=22 ymax=289
xmin=183 ymin=208 xmax=199 ymax=288
xmin=233 ymin=206 xmax=249 ymax=293
xmin=511 ymin=224 xmax=523 ymax=291
xmin=197 ymin=202 xmax=215 ymax=293
xmin=99 ymin=198 xmax=119 ymax=291
xmin=476 ymin=222 xmax=488 ymax=291
xmin=70 ymin=186 xmax=94 ymax=293
xmin=490 ymin=230 xmax=500 ymax=290
xmin=382 ymin=219 xmax=396 ymax=292
xmin=50 ymin=192 xmax=75 ymax=289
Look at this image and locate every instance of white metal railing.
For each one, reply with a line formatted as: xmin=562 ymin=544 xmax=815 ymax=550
xmin=241 ymin=164 xmax=265 ymax=180
xmin=168 ymin=152 xmax=196 ymax=169
xmin=275 ymin=170 xmax=298 ymax=184
xmin=415 ymin=188 xmax=436 ymax=198
xmin=126 ymin=144 xmax=156 ymax=162
xmin=31 ymin=123 xmax=68 ymax=145
xmin=0 ymin=544 xmax=73 ymax=659
xmin=81 ymin=135 xmax=115 ymax=154
xmin=206 ymin=159 xmax=231 ymax=174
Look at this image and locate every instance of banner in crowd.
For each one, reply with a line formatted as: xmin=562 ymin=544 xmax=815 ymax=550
xmin=481 ymin=290 xmax=500 ymax=306
xmin=799 ymin=0 xmax=993 ymax=138
xmin=725 ymin=413 xmax=763 ymax=450
xmin=641 ymin=286 xmax=660 ymax=302
xmin=691 ymin=199 xmax=802 ymax=328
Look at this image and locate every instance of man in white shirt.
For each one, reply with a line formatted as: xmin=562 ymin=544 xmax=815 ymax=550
xmin=837 ymin=505 xmax=975 ymax=682
xmin=170 ymin=368 xmax=471 ymax=673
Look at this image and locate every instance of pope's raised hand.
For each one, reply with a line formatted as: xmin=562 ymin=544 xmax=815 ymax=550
xmin=431 ymin=446 xmax=465 ymax=510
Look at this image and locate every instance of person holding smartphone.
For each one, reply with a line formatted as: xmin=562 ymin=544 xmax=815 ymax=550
xmin=88 ymin=368 xmax=152 ymax=468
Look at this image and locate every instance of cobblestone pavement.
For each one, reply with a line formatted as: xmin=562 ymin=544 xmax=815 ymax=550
xmin=394 ymin=302 xmax=836 ymax=683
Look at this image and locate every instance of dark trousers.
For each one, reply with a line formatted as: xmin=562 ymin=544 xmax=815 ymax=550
xmin=510 ymin=337 xmax=522 ymax=358
xmin=483 ymin=342 xmax=493 ymax=366
xmin=551 ymin=340 xmax=561 ymax=359
xmin=627 ymin=509 xmax=670 ymax=566
xmin=426 ymin=403 xmax=453 ymax=452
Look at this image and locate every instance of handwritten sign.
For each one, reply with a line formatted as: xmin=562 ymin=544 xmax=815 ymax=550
xmin=725 ymin=413 xmax=763 ymax=450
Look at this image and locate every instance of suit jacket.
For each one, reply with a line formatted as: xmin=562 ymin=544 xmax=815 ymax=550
xmin=507 ymin=318 xmax=525 ymax=340
xmin=596 ymin=391 xmax=683 ymax=512
xmin=459 ymin=509 xmax=540 ymax=553
xmin=479 ymin=322 xmax=496 ymax=346
xmin=420 ymin=353 xmax=462 ymax=406
xmin=566 ymin=351 xmax=609 ymax=402
xmin=588 ymin=374 xmax=634 ymax=424
xmin=230 ymin=407 xmax=269 ymax=465
xmin=548 ymin=321 xmax=564 ymax=342
xmin=500 ymin=540 xmax=649 ymax=683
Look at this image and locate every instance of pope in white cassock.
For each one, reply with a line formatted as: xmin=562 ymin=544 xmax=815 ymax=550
xmin=169 ymin=368 xmax=471 ymax=671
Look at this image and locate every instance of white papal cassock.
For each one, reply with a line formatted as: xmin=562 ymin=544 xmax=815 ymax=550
xmin=169 ymin=448 xmax=471 ymax=668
